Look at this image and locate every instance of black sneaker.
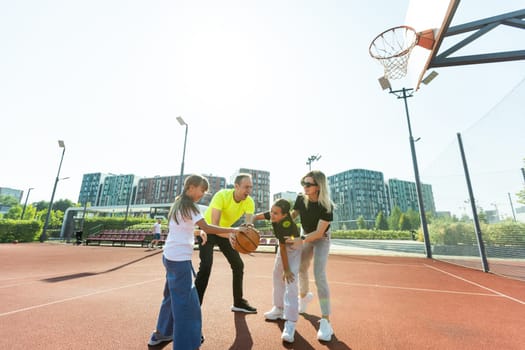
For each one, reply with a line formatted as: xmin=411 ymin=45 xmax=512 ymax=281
xmin=231 ymin=299 xmax=257 ymax=313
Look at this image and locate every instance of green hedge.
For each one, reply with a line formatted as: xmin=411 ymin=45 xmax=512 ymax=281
xmin=75 ymin=218 xmax=155 ymax=240
xmin=428 ymin=220 xmax=525 ymax=247
xmin=331 ymin=229 xmax=413 ymax=240
xmin=0 ymin=219 xmax=42 ymax=243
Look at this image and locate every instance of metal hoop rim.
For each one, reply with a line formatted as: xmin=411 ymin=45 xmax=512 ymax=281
xmin=369 ymin=25 xmax=418 ymax=60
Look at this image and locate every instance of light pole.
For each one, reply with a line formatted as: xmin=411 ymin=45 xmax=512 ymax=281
xmin=306 ymin=154 xmax=321 ymax=171
xmin=40 ymin=140 xmax=66 ymax=242
xmin=20 ymin=187 xmax=34 ymax=220
xmin=384 ymin=85 xmax=432 ymax=258
xmin=508 ymin=192 xmax=517 ymax=222
xmin=176 ymin=116 xmax=188 ymax=195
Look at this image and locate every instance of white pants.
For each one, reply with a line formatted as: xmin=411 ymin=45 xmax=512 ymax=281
xmin=272 ymin=244 xmax=302 ymax=322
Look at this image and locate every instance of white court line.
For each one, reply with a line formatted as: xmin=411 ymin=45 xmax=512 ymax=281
xmin=333 ymin=280 xmax=498 ymax=297
xmin=0 ymin=277 xmax=163 ymax=318
xmin=254 ymin=275 xmax=497 ymax=297
xmin=424 ymin=264 xmax=525 ymax=305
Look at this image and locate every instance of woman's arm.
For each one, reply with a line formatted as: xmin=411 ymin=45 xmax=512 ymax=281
xmin=302 ymin=219 xmax=330 ymax=243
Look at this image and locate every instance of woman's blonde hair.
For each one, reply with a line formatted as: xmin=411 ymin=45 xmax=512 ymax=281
xmin=168 ymin=174 xmax=209 ymax=224
xmin=301 ymin=170 xmax=334 ymax=213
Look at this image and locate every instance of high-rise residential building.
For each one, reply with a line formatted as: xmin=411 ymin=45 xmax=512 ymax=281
xmin=98 ymin=174 xmax=139 ymax=206
xmin=238 ymin=168 xmax=270 ymax=213
xmin=0 ymin=187 xmax=23 ymax=203
xmin=136 ymin=175 xmax=177 ymax=205
xmin=387 ymin=178 xmax=436 ymax=214
xmin=328 ymin=169 xmax=389 ymax=229
xmin=273 ymin=191 xmax=298 ymax=203
xmin=135 ymin=174 xmax=226 ymax=206
xmin=78 ymin=173 xmax=104 ymax=206
xmin=0 ymin=187 xmax=23 ymax=214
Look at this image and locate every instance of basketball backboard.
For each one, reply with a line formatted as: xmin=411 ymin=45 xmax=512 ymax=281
xmin=405 ymin=0 xmax=460 ymax=90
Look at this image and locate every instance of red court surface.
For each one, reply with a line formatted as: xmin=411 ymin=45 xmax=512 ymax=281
xmin=1 ymin=243 xmax=524 ymax=350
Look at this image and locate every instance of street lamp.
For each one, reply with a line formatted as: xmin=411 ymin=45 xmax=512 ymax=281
xmin=380 ymin=83 xmax=432 ymax=259
xmin=40 ymin=140 xmax=66 ymax=242
xmin=176 ymin=116 xmax=188 ymax=195
xmin=306 ymin=154 xmax=321 ymax=171
xmin=20 ymin=187 xmax=34 ymax=220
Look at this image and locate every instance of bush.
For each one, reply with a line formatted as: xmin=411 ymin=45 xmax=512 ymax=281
xmin=331 ymin=229 xmax=413 ymax=240
xmin=428 ymin=220 xmax=525 ymax=247
xmin=483 ymin=221 xmax=525 ymax=247
xmin=0 ymin=219 xmax=42 ymax=243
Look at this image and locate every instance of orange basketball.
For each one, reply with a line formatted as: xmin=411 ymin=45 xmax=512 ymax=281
xmin=234 ymin=227 xmax=260 ymax=254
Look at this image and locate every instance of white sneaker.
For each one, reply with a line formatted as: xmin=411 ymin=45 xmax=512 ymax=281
xmin=317 ymin=318 xmax=334 ymax=341
xmin=264 ymin=306 xmax=283 ymax=320
xmin=281 ymin=320 xmax=296 ymax=343
xmin=298 ymin=292 xmax=314 ymax=314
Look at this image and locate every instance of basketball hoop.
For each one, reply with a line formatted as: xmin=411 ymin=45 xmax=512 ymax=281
xmin=369 ymin=26 xmax=418 ymax=80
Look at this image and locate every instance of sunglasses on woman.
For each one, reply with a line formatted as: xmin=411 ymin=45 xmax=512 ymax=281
xmin=301 ymin=181 xmax=318 ymax=188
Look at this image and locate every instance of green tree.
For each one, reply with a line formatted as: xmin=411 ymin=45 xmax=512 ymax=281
xmin=477 ymin=207 xmax=488 ymax=224
xmin=5 ymin=205 xmax=22 ymax=219
xmin=0 ymin=195 xmax=19 ymax=206
xmin=21 ymin=205 xmax=37 ymax=220
xmin=388 ymin=206 xmax=402 ymax=230
xmin=37 ymin=208 xmax=64 ymax=228
xmin=356 ymin=215 xmax=366 ymax=229
xmin=375 ymin=211 xmax=388 ymax=230
xmin=34 ymin=201 xmax=49 ymax=212
xmin=53 ymin=199 xmax=75 ymax=212
xmin=406 ymin=208 xmax=421 ymax=230
xmin=399 ymin=213 xmax=412 ymax=230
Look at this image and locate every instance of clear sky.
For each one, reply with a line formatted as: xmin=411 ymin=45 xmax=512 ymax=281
xmin=2 ymin=1 xmax=524 ymax=218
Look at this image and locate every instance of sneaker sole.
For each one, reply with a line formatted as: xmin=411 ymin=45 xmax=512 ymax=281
xmin=282 ymin=336 xmax=294 ymax=343
xmin=264 ymin=314 xmax=283 ymax=320
xmin=231 ymin=306 xmax=257 ymax=313
xmin=317 ymin=333 xmax=333 ymax=342
xmin=148 ymin=339 xmax=173 ymax=346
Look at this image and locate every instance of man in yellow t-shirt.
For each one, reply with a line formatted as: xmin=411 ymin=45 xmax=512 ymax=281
xmin=195 ymin=173 xmax=257 ymax=313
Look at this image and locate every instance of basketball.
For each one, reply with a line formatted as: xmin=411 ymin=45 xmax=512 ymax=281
xmin=234 ymin=226 xmax=260 ymax=254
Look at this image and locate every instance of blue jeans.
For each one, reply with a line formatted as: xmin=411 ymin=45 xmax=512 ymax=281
xmin=154 ymin=256 xmax=201 ymax=350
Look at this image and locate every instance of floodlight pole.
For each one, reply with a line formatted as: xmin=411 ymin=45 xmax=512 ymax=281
xmin=306 ymin=154 xmax=321 ymax=171
xmin=176 ymin=116 xmax=188 ymax=196
xmin=508 ymin=192 xmax=517 ymax=222
xmin=40 ymin=140 xmax=66 ymax=242
xmin=390 ymin=87 xmax=432 ymax=258
xmin=20 ymin=187 xmax=34 ymax=220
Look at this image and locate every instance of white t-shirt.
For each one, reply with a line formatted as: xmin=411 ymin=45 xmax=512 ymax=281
xmin=153 ymin=222 xmax=162 ymax=234
xmin=163 ymin=210 xmax=202 ymax=261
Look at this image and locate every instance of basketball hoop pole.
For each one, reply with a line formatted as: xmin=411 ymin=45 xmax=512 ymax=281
xmin=389 ymin=87 xmax=432 ymax=259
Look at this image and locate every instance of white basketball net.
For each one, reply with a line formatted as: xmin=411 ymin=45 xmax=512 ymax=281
xmin=369 ymin=26 xmax=418 ymax=80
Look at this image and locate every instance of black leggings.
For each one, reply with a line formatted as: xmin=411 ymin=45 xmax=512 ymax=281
xmin=194 ymin=234 xmax=245 ymax=305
